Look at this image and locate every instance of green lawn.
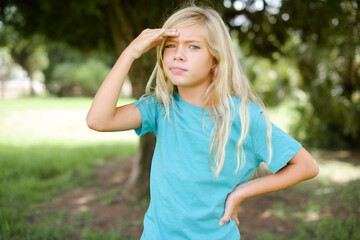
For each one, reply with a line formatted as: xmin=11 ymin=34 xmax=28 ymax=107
xmin=0 ymin=97 xmax=359 ymax=240
xmin=0 ymin=97 xmax=139 ymax=239
xmin=251 ymin=148 xmax=360 ymax=240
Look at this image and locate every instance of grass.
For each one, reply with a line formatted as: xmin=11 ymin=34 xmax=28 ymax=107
xmin=0 ymin=96 xmax=139 ymax=239
xmin=263 ymin=103 xmax=360 ymax=239
xmin=252 ymin=149 xmax=360 ymax=240
xmin=1 ymin=97 xmax=359 ymax=239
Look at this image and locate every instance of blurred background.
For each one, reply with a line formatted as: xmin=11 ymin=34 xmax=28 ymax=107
xmin=0 ymin=0 xmax=359 ymax=239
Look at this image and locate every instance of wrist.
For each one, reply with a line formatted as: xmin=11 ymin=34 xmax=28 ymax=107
xmin=120 ymin=48 xmax=137 ymax=62
xmin=232 ymin=184 xmax=249 ymax=202
xmin=122 ymin=47 xmax=139 ymax=62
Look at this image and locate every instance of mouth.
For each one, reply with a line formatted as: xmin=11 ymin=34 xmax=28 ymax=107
xmin=170 ymin=66 xmax=187 ymax=74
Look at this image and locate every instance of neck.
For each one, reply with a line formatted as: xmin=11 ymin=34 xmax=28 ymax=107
xmin=177 ymin=84 xmax=210 ymax=107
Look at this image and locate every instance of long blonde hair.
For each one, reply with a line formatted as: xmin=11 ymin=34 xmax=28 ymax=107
xmin=146 ymin=5 xmax=273 ymax=178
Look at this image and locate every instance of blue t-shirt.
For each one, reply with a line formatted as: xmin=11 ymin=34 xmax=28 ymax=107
xmin=133 ymin=93 xmax=301 ymax=240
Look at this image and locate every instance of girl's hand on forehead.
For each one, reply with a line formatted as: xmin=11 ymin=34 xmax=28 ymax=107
xmin=126 ymin=28 xmax=179 ymax=60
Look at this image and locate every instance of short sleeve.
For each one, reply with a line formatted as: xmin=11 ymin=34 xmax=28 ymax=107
xmin=132 ymin=96 xmax=159 ymax=136
xmin=250 ymin=104 xmax=302 ymax=173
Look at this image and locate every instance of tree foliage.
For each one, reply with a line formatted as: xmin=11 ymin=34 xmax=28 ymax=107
xmin=0 ymin=0 xmax=223 ymax=197
xmin=43 ymin=42 xmax=114 ymax=96
xmin=1 ymin=1 xmax=359 ymax=200
xmin=224 ymin=0 xmax=360 ymax=148
xmin=0 ymin=25 xmax=48 ymax=94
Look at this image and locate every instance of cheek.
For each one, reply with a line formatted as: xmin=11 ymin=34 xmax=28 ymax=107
xmin=162 ymin=53 xmax=171 ymax=68
xmin=198 ymin=58 xmax=214 ymax=75
xmin=163 ymin=68 xmax=171 ymax=79
xmin=161 ymin=52 xmax=171 ymax=71
xmin=161 ymin=61 xmax=171 ymax=79
xmin=195 ymin=51 xmax=213 ymax=68
xmin=163 ymin=49 xmax=173 ymax=61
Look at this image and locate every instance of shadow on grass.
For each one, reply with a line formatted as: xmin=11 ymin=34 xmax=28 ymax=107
xmin=0 ymin=141 xmax=138 ymax=240
xmin=252 ymin=168 xmax=360 ymax=240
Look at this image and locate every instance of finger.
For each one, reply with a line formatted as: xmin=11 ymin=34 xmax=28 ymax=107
xmin=219 ymin=216 xmax=230 ymax=226
xmin=219 ymin=204 xmax=234 ymax=226
xmin=147 ymin=29 xmax=177 ymax=46
xmin=235 ymin=217 xmax=240 ymax=226
xmin=153 ymin=37 xmax=165 ymax=46
xmin=231 ymin=213 xmax=240 ymax=226
xmin=148 ymin=36 xmax=168 ymax=49
xmin=232 ymin=206 xmax=240 ymax=226
xmin=144 ymin=29 xmax=178 ymax=45
xmin=150 ymin=29 xmax=178 ymax=47
xmin=162 ymin=28 xmax=179 ymax=37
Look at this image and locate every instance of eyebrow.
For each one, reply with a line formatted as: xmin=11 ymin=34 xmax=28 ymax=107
xmin=166 ymin=38 xmax=202 ymax=44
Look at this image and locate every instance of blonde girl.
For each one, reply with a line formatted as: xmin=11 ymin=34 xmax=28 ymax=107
xmin=87 ymin=5 xmax=319 ymax=240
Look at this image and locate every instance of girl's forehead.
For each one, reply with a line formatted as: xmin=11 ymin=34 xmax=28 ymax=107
xmin=167 ymin=25 xmax=206 ymax=42
xmin=174 ymin=24 xmax=202 ymax=32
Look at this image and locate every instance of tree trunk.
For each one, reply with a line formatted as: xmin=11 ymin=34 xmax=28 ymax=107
xmin=125 ymin=57 xmax=156 ymax=198
xmin=125 ymin=133 xmax=155 ymax=198
xmin=107 ymin=0 xmax=156 ymax=198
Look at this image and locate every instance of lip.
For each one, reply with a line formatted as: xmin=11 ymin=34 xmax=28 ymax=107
xmin=170 ymin=66 xmax=187 ymax=74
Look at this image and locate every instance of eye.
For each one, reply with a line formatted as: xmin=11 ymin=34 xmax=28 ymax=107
xmin=165 ymin=44 xmax=175 ymax=48
xmin=190 ymin=45 xmax=200 ymax=49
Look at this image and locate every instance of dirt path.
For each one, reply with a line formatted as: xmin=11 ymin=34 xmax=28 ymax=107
xmin=41 ymin=157 xmax=301 ymax=239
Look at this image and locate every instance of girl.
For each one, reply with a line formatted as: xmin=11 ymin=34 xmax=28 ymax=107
xmin=87 ymin=5 xmax=319 ymax=240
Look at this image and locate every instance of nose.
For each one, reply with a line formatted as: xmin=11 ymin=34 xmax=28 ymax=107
xmin=174 ymin=55 xmax=184 ymax=61
xmin=173 ymin=46 xmax=185 ymax=61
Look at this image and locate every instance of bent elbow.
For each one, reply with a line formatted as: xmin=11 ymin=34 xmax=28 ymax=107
xmin=86 ymin=118 xmax=98 ymax=131
xmin=86 ymin=115 xmax=105 ymax=132
xmin=307 ymin=161 xmax=319 ymax=179
xmin=312 ymin=162 xmax=320 ymax=178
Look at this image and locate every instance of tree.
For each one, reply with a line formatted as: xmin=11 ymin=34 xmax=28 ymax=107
xmin=43 ymin=42 xmax=114 ymax=97
xmin=0 ymin=0 xmax=223 ymax=197
xmin=0 ymin=25 xmax=48 ymax=95
xmin=222 ymin=0 xmax=360 ymax=147
xmin=3 ymin=0 xmax=357 ymax=199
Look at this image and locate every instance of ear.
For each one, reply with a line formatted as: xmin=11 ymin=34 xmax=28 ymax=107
xmin=211 ymin=62 xmax=217 ymax=71
xmin=212 ymin=58 xmax=218 ymax=68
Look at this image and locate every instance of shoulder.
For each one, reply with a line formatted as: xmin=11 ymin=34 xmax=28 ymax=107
xmin=230 ymin=95 xmax=262 ymax=117
xmin=135 ymin=94 xmax=159 ymax=105
xmin=233 ymin=97 xmax=266 ymax=130
xmin=133 ymin=94 xmax=164 ymax=117
xmin=134 ymin=94 xmax=164 ymax=110
xmin=248 ymin=101 xmax=269 ymax=134
xmin=248 ymin=101 xmax=263 ymax=117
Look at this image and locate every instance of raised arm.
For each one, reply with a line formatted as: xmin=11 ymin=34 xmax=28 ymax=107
xmin=86 ymin=28 xmax=178 ymax=132
xmin=219 ymin=147 xmax=319 ymax=226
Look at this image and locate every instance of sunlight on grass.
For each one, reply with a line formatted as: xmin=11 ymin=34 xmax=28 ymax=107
xmin=316 ymin=157 xmax=360 ymax=184
xmin=0 ymin=97 xmax=138 ymax=146
xmin=2 ymin=97 xmax=359 ymax=240
xmin=266 ymin=198 xmax=322 ymax=222
xmin=295 ymin=199 xmax=322 ymax=222
xmin=0 ymin=97 xmax=139 ymax=239
xmin=0 ymin=97 xmax=139 ymax=187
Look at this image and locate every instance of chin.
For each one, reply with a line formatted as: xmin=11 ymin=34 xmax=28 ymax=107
xmin=168 ymin=78 xmax=185 ymax=86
